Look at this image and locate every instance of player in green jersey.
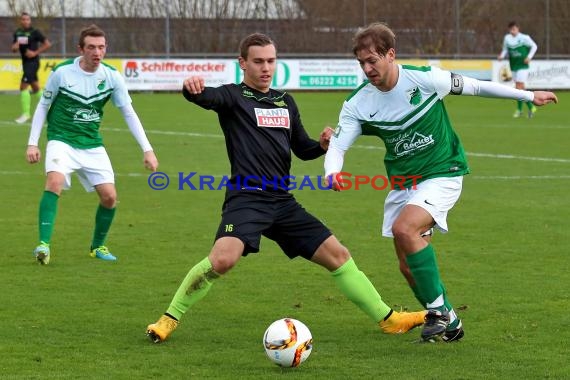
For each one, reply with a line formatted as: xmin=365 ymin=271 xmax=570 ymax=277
xmin=11 ymin=12 xmax=52 ymax=124
xmin=25 ymin=25 xmax=159 ymax=264
xmin=325 ymin=22 xmax=557 ymax=343
xmin=498 ymin=21 xmax=538 ymax=118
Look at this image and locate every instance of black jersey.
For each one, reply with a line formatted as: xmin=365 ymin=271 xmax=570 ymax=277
xmin=183 ymin=83 xmax=325 ymax=192
xmin=13 ymin=27 xmax=47 ymax=62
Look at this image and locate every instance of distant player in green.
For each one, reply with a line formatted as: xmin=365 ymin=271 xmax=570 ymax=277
xmin=26 ymin=25 xmax=159 ymax=264
xmin=325 ymin=22 xmax=557 ymax=342
xmin=12 ymin=12 xmax=52 ymax=124
xmin=498 ymin=21 xmax=538 ymax=118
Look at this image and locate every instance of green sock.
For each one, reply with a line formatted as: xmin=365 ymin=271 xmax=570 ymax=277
xmin=526 ymin=101 xmax=534 ymax=110
xmin=331 ymin=258 xmax=391 ymax=323
xmin=441 ymin=283 xmax=460 ymax=329
xmin=411 ymin=284 xmax=426 ymax=307
xmin=166 ymin=257 xmax=220 ymax=320
xmin=406 ymin=244 xmax=445 ymax=311
xmin=91 ymin=205 xmax=116 ymax=249
xmin=38 ymin=191 xmax=59 ymax=244
xmin=517 ymin=100 xmax=523 ymax=112
xmin=34 ymin=89 xmax=43 ymax=100
xmin=21 ymin=90 xmax=31 ymax=116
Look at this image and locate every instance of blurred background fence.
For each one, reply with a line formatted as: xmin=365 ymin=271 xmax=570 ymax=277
xmin=1 ymin=0 xmax=570 ymax=58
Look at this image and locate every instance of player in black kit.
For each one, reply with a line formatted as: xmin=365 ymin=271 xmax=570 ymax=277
xmin=11 ymin=12 xmax=51 ymax=124
xmin=147 ymin=33 xmax=426 ymax=343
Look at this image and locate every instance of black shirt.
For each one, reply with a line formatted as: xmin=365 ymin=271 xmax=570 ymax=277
xmin=183 ymin=83 xmax=325 ymax=192
xmin=13 ymin=27 xmax=47 ymax=62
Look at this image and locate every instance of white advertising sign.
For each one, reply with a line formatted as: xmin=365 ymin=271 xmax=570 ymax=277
xmin=492 ymin=60 xmax=570 ymax=89
xmin=122 ymin=59 xmax=235 ymax=90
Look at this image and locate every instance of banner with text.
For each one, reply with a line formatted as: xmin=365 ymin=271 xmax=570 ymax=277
xmin=492 ymin=60 xmax=570 ymax=89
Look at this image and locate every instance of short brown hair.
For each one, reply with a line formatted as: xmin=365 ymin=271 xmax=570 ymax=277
xmin=352 ymin=22 xmax=396 ymax=56
xmin=508 ymin=21 xmax=518 ymax=29
xmin=239 ymin=33 xmax=275 ymax=59
xmin=79 ymin=24 xmax=106 ymax=48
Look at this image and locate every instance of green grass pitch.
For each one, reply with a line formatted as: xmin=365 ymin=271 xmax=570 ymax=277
xmin=1 ymin=90 xmax=569 ymax=379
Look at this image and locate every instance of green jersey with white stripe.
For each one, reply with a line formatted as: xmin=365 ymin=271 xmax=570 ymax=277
xmin=502 ymin=32 xmax=536 ymax=71
xmin=40 ymin=57 xmax=132 ymax=149
xmin=332 ymin=64 xmax=469 ymax=188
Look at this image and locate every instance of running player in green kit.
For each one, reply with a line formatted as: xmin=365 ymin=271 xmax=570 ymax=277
xmin=498 ymin=21 xmax=538 ymax=118
xmin=26 ymin=25 xmax=158 ymax=264
xmin=324 ymin=22 xmax=557 ymax=342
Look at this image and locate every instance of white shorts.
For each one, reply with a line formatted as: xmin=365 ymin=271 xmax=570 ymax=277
xmin=45 ymin=140 xmax=114 ymax=192
xmin=512 ymin=69 xmax=529 ymax=83
xmin=382 ymin=176 xmax=463 ymax=237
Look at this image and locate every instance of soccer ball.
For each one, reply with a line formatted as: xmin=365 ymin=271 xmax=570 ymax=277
xmin=263 ymin=318 xmax=313 ymax=367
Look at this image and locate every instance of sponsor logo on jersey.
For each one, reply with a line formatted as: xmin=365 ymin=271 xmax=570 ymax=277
xmin=407 ymin=86 xmax=422 ymax=106
xmin=97 ymin=79 xmax=106 ymax=90
xmin=43 ymin=91 xmax=52 ymax=99
xmin=394 ymin=131 xmax=434 ymax=156
xmin=73 ymin=108 xmax=101 ymax=123
xmin=255 ymin=108 xmax=290 ymax=128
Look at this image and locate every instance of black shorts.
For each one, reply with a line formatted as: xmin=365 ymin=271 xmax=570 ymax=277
xmin=22 ymin=60 xmax=40 ymax=84
xmin=215 ymin=190 xmax=332 ymax=259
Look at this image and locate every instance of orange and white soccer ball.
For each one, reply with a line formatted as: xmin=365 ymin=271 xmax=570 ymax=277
xmin=263 ymin=318 xmax=313 ymax=367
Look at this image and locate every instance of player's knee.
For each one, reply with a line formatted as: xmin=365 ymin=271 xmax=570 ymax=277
xmin=392 ymin=221 xmax=415 ymax=243
xmin=209 ymin=254 xmax=237 ymax=274
xmin=99 ymin=193 xmax=117 ymax=208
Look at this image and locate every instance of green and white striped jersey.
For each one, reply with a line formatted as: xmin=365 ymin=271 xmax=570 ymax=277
xmin=40 ymin=57 xmax=131 ymax=149
xmin=331 ymin=65 xmax=469 ymax=188
xmin=501 ymin=32 xmax=537 ymax=71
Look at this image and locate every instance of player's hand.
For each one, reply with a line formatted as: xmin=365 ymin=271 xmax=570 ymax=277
xmin=497 ymin=55 xmax=502 ymax=61
xmin=26 ymin=145 xmax=41 ymax=164
xmin=532 ymin=91 xmax=558 ymax=106
xmin=319 ymin=126 xmax=335 ymax=151
xmin=25 ymin=49 xmax=38 ymax=58
xmin=184 ymin=76 xmax=206 ymax=95
xmin=524 ymin=57 xmax=530 ymax=64
xmin=143 ymin=150 xmax=159 ymax=171
xmin=324 ymin=172 xmax=342 ymax=191
xmin=11 ymin=42 xmax=19 ymax=53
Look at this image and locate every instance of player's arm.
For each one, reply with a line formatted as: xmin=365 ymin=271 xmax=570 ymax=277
xmin=11 ymin=34 xmax=19 ymax=53
xmin=497 ymin=36 xmax=508 ymax=60
xmin=118 ymin=104 xmax=158 ymax=171
xmin=323 ymin=102 xmax=362 ymax=191
xmin=26 ymin=70 xmax=60 ymax=163
xmin=449 ymin=73 xmax=558 ymax=105
xmin=111 ymin=71 xmax=158 ymax=171
xmin=289 ymin=96 xmax=329 ymax=160
xmin=25 ymin=33 xmax=52 ymax=58
xmin=182 ymin=76 xmax=234 ymax=111
xmin=524 ymin=36 xmax=538 ymax=64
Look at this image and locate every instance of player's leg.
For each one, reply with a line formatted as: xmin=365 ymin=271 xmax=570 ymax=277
xmin=393 ymin=177 xmax=464 ymax=342
xmin=269 ymin=198 xmax=425 ymax=334
xmin=146 ymin=238 xmax=243 ymax=343
xmin=75 ymin=146 xmax=118 ymax=260
xmin=34 ymin=171 xmax=65 ymax=264
xmin=90 ymin=183 xmax=117 ymax=261
xmin=517 ymin=69 xmax=536 ymax=117
xmin=147 ymin=192 xmax=270 ymax=343
xmin=16 ymin=80 xmax=31 ymax=124
xmin=309 ymin=236 xmax=425 ymax=334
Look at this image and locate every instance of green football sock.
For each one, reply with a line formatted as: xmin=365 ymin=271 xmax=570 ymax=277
xmin=411 ymin=284 xmax=426 ymax=307
xmin=21 ymin=90 xmax=31 ymax=116
xmin=331 ymin=258 xmax=392 ymax=323
xmin=34 ymin=89 xmax=43 ymax=100
xmin=517 ymin=100 xmax=523 ymax=112
xmin=90 ymin=204 xmax=116 ymax=249
xmin=526 ymin=101 xmax=534 ymax=110
xmin=406 ymin=244 xmax=445 ymax=311
xmin=166 ymin=257 xmax=220 ymax=320
xmin=38 ymin=191 xmax=59 ymax=244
